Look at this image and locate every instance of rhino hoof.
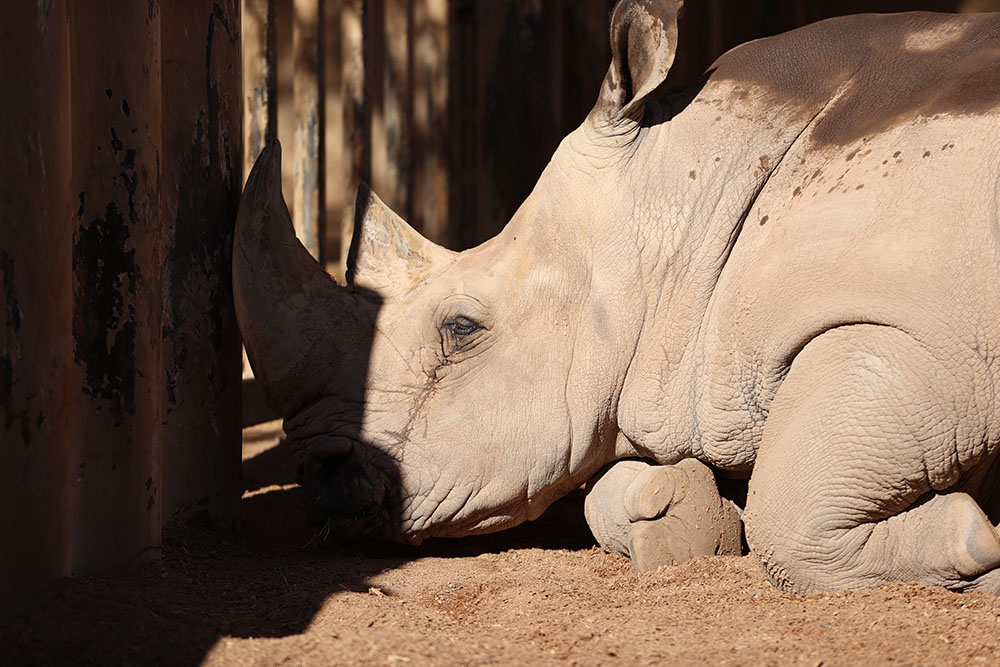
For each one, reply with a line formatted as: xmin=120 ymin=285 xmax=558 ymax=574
xmin=628 ymin=516 xmax=688 ymax=572
xmin=626 ymin=460 xmax=743 ymax=572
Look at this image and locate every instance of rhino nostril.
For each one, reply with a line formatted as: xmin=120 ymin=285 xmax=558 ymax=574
xmin=305 ymin=452 xmax=382 ymax=527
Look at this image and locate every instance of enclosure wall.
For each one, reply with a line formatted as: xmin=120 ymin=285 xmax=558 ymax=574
xmin=1 ymin=1 xmax=242 ymax=609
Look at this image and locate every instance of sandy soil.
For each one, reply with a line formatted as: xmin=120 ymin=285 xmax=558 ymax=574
xmin=4 ymin=421 xmax=1000 ymax=666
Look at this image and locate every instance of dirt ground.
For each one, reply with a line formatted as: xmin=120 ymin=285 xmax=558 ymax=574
xmin=4 ymin=422 xmax=1000 ymax=666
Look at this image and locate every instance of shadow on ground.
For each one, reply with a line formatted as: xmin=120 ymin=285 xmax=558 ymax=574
xmin=0 ymin=429 xmax=597 ymax=666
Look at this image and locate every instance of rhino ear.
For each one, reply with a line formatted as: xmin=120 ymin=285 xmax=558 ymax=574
xmin=596 ymin=0 xmax=683 ymax=120
xmin=347 ymin=183 xmax=455 ymax=293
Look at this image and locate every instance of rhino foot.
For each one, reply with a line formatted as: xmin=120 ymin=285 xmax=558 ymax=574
xmin=584 ymin=459 xmax=743 ymax=572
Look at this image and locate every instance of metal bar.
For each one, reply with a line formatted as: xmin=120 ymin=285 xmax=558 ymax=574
xmin=243 ymin=0 xmax=278 ymax=172
xmin=293 ymin=0 xmax=325 ymax=260
xmin=412 ymin=0 xmax=449 ymax=244
xmin=338 ymin=0 xmax=369 ymax=278
xmin=387 ymin=0 xmax=413 ymax=220
xmin=323 ymin=0 xmax=346 ymax=276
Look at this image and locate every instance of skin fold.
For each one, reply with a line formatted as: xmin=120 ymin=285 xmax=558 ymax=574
xmin=235 ymin=0 xmax=1000 ymax=593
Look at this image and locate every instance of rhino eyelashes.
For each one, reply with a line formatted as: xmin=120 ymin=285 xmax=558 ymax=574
xmin=445 ymin=315 xmax=481 ymax=338
xmin=440 ymin=315 xmax=487 ymax=358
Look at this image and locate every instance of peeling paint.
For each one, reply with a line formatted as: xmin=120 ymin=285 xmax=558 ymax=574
xmin=1 ymin=252 xmax=22 ymax=331
xmin=73 ymin=201 xmax=137 ymax=426
xmin=161 ymin=1 xmax=239 ymax=407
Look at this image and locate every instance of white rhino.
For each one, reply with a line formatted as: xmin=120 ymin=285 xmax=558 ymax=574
xmin=235 ymin=0 xmax=1000 ymax=594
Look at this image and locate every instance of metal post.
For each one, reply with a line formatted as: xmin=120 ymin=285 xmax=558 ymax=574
xmin=293 ymin=0 xmax=325 ymax=259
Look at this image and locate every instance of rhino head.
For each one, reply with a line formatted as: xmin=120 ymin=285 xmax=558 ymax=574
xmin=234 ymin=0 xmax=684 ymax=543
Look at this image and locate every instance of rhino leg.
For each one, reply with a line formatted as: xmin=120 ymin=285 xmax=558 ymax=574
xmin=584 ymin=459 xmax=743 ymax=572
xmin=744 ymin=325 xmax=1000 ymax=594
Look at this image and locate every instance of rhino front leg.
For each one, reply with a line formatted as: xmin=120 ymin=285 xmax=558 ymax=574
xmin=744 ymin=324 xmax=1000 ymax=594
xmin=584 ymin=458 xmax=743 ymax=572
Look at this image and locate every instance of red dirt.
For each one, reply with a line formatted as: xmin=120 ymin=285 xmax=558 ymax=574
xmin=4 ymin=422 xmax=1000 ymax=666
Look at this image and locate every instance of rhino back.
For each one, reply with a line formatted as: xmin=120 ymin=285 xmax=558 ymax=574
xmin=658 ymin=12 xmax=1000 ymax=469
xmin=711 ymin=11 xmax=1000 ymax=147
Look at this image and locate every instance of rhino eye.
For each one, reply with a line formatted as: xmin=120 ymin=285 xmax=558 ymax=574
xmin=446 ymin=315 xmax=480 ymax=338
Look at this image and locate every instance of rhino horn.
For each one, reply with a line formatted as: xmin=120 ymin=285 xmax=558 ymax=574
xmin=234 ymin=140 xmax=369 ymax=415
xmin=347 ymin=182 xmax=455 ymax=293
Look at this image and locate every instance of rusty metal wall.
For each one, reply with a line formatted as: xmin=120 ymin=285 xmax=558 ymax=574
xmin=159 ymin=0 xmax=243 ymax=528
xmin=1 ymin=1 xmax=75 ymax=609
xmin=1 ymin=1 xmax=242 ymax=609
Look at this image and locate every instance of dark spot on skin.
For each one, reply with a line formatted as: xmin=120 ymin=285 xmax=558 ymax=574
xmin=942 ymin=143 xmax=955 ymax=150
xmin=923 ymin=150 xmax=931 ymax=157
xmin=893 ymin=151 xmax=901 ymax=158
xmin=793 ymin=186 xmax=802 ymax=196
xmin=689 ymin=170 xmax=697 ymax=180
xmin=882 ymin=159 xmax=888 ymax=165
xmin=845 ymin=149 xmax=859 ymax=161
xmin=883 ymin=171 xmax=890 ymax=177
xmin=710 ymin=12 xmax=1000 ymax=147
xmin=759 ymin=215 xmax=769 ymax=226
xmin=810 ymin=168 xmax=822 ymax=181
xmin=121 ymin=99 xmax=130 ymax=116
xmin=715 ymin=157 xmax=721 ymax=162
xmin=856 ymin=184 xmax=864 ymax=190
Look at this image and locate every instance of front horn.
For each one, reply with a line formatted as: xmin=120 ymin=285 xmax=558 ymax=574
xmin=233 ymin=140 xmax=370 ymax=416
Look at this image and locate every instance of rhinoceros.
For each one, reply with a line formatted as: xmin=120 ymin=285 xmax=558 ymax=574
xmin=234 ymin=0 xmax=1000 ymax=594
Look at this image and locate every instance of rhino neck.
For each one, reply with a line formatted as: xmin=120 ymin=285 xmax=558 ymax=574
xmin=615 ymin=75 xmax=833 ymax=467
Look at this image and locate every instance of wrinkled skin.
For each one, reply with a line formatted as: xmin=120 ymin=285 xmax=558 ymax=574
xmin=235 ymin=1 xmax=1000 ymax=594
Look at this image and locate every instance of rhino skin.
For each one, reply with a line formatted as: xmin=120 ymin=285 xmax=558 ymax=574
xmin=235 ymin=0 xmax=1000 ymax=594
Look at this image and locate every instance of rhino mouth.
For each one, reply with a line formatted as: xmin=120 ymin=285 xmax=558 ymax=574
xmin=289 ymin=434 xmax=403 ymax=541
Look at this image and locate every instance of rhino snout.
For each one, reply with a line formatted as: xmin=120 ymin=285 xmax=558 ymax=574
xmin=295 ymin=437 xmax=399 ymax=540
